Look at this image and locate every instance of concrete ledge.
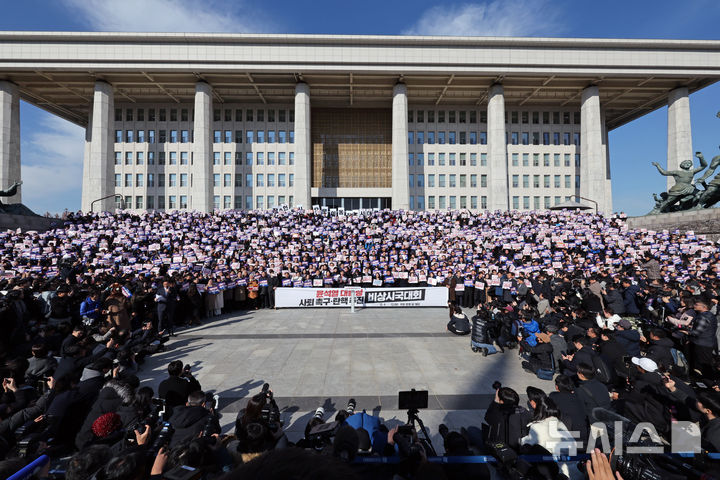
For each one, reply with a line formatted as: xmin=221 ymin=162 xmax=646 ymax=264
xmin=0 ymin=214 xmax=62 ymax=232
xmin=627 ymin=208 xmax=720 ymax=240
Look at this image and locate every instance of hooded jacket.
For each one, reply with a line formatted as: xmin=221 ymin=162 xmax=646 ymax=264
xmin=646 ymin=337 xmax=675 ymax=370
xmin=75 ymin=379 xmax=133 ymax=450
xmin=168 ymin=404 xmax=218 ymax=448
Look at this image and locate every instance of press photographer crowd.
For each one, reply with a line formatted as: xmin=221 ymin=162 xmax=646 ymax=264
xmin=0 ymin=207 xmax=718 ymax=478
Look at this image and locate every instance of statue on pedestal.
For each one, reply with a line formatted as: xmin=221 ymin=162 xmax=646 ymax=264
xmin=647 ymin=111 xmax=720 ymax=214
xmin=648 ymin=156 xmax=707 ymax=214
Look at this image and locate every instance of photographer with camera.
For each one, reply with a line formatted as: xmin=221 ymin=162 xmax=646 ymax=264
xmin=234 ymin=383 xmax=288 ymax=458
xmin=446 ymin=305 xmax=471 ymax=335
xmin=0 ymin=359 xmax=38 ymax=420
xmin=158 ymin=361 xmax=201 ymax=412
xmin=74 ymin=377 xmax=137 ymax=450
xmin=25 ymin=344 xmax=57 ymax=385
xmin=483 ymin=383 xmax=531 ymax=451
xmin=166 ymin=390 xmax=220 ymax=449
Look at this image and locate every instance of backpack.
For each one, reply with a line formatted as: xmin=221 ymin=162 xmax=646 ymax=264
xmin=670 ymin=348 xmax=689 ymax=377
xmin=591 ymin=354 xmax=612 ymax=384
xmin=536 ymin=352 xmax=555 ymax=381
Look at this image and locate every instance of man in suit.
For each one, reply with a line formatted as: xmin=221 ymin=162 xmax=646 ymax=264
xmin=156 ymin=278 xmax=177 ymax=335
xmin=267 ymin=269 xmax=280 ymax=309
xmin=158 ymin=360 xmax=202 ymax=412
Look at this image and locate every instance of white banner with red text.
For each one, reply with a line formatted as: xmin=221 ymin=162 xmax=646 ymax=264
xmin=275 ymin=287 xmax=448 ymax=308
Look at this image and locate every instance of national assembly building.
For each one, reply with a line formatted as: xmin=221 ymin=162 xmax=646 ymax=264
xmin=1 ymin=32 xmax=719 ymax=214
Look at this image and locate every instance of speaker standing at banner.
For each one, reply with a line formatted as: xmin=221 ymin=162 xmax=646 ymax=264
xmin=268 ymin=270 xmax=280 ymax=309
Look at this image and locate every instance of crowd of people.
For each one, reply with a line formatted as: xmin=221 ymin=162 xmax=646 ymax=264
xmin=0 ymin=207 xmax=717 ymax=479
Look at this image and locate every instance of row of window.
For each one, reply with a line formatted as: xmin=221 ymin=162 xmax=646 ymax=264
xmin=409 ymin=152 xmax=487 ymax=167
xmin=407 ymin=110 xmax=581 ymax=125
xmin=120 ymin=195 xmax=295 ymax=211
xmin=407 ymin=131 xmax=581 ymax=146
xmin=408 ymin=174 xmax=487 ymax=188
xmin=115 ymin=107 xmax=295 ymax=124
xmin=509 ymin=131 xmax=580 ymax=146
xmin=512 ymin=196 xmax=576 ymax=210
xmin=511 ymin=174 xmax=579 ymax=189
xmin=114 ymin=129 xmax=295 ymax=145
xmin=420 ymin=196 xmax=486 ymax=210
xmin=510 ymin=153 xmax=581 ymax=168
xmin=115 ymin=173 xmax=295 ymax=189
xmin=114 ymin=151 xmax=296 ymax=166
xmin=408 ymin=131 xmax=486 ymax=145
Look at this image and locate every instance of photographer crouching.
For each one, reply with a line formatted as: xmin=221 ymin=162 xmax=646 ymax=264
xmin=231 ymin=383 xmax=288 ymax=463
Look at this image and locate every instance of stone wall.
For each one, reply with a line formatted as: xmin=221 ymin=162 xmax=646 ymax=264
xmin=0 ymin=213 xmax=61 ymax=232
xmin=626 ymin=208 xmax=720 ymax=241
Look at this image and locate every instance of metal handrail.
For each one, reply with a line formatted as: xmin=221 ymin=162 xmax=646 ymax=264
xmin=90 ymin=194 xmax=122 ymax=213
xmin=571 ymin=194 xmax=599 ymax=214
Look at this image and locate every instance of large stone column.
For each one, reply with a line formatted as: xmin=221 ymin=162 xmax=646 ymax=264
xmin=81 ymin=81 xmax=114 ymax=212
xmin=81 ymin=109 xmax=93 ymax=212
xmin=667 ymin=87 xmax=692 ymax=189
xmin=391 ymin=83 xmax=409 ymax=210
xmin=580 ymin=86 xmax=607 ymax=214
xmin=192 ymin=82 xmax=213 ymax=212
xmin=0 ymin=81 xmax=21 ymax=204
xmin=293 ymin=83 xmax=312 ymax=209
xmin=487 ymin=84 xmax=508 ymax=211
xmin=601 ymin=110 xmax=613 ymax=214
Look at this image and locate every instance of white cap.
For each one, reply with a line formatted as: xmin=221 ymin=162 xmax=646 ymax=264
xmin=631 ymin=356 xmax=658 ymax=373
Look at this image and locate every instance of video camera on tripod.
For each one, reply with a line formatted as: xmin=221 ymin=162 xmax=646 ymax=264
xmin=397 ymin=389 xmax=436 ymax=457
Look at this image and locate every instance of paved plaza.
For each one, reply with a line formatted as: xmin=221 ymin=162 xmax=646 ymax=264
xmin=138 ymin=306 xmax=551 ymax=453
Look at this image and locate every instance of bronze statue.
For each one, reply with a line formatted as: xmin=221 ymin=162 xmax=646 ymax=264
xmin=649 ymin=156 xmax=707 ymax=214
xmin=691 ymin=150 xmax=720 ymax=209
xmin=0 ymin=181 xmax=32 ymax=215
xmin=0 ymin=181 xmax=22 ymax=199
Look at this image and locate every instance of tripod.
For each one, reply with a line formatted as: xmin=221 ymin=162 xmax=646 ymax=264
xmin=406 ymin=408 xmax=437 ymax=456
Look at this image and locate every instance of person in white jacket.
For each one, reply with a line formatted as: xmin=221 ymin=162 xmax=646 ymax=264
xmin=596 ymin=306 xmax=622 ymax=330
xmin=521 ymin=386 xmax=582 ymax=479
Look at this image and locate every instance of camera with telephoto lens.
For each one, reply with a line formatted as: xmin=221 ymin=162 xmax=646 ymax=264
xmin=126 ymin=398 xmax=166 ymax=446
xmin=313 ymin=407 xmax=325 ymax=420
xmin=150 ymin=422 xmax=174 ymax=453
xmin=260 ymin=383 xmax=279 ymax=430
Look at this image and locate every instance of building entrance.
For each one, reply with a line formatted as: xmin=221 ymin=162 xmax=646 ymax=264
xmin=313 ymin=197 xmax=391 ymax=210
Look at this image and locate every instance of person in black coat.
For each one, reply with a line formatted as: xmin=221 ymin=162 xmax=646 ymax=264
xmin=645 ymin=329 xmax=675 ymax=372
xmin=603 ymin=286 xmax=626 ymax=316
xmin=167 ymin=390 xmax=219 ymax=448
xmin=574 ymin=363 xmax=611 ymax=421
xmin=520 ymin=333 xmax=554 ymax=373
xmin=54 ymin=342 xmax=110 ymax=382
xmin=548 ymin=374 xmax=589 ymax=447
xmin=697 ymin=391 xmax=720 ymax=454
xmin=267 ymin=269 xmax=280 ymax=309
xmin=60 ymin=325 xmax=86 ymax=358
xmin=25 ymin=344 xmax=58 ymax=383
xmin=621 ymin=279 xmax=640 ymax=316
xmin=75 ymin=378 xmax=135 ymax=450
xmin=447 ymin=306 xmax=471 ymax=335
xmin=158 ymin=360 xmax=202 ymax=411
xmin=561 ymin=336 xmax=597 ymax=377
xmin=0 ymin=358 xmax=38 ymax=420
xmin=614 ymin=319 xmax=641 ymax=357
xmin=482 ymin=387 xmax=532 ymax=451
xmin=598 ymin=330 xmax=629 ymax=382
xmin=155 ymin=279 xmax=177 ymax=335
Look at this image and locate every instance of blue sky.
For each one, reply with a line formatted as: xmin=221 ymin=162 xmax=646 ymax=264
xmin=2 ymin=0 xmax=720 ymax=215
